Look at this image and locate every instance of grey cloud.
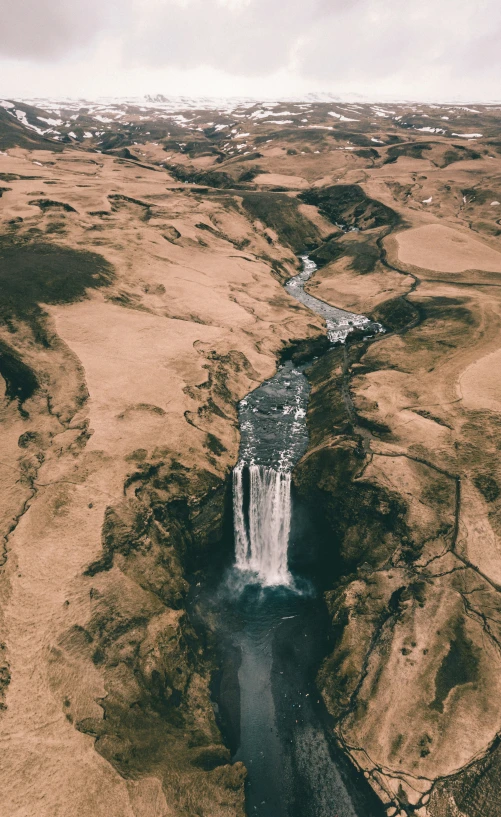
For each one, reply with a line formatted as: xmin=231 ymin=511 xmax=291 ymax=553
xmin=456 ymin=25 xmax=501 ymax=71
xmin=298 ymin=0 xmax=501 ymax=84
xmin=0 ymin=0 xmax=123 ymax=60
xmin=298 ymin=7 xmax=439 ymax=82
xmin=1 ymin=0 xmax=501 ymax=99
xmin=128 ymin=0 xmax=363 ymax=76
xmin=126 ymin=0 xmax=501 ymax=90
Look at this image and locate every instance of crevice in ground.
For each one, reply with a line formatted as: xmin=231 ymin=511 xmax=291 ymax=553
xmin=291 ymin=187 xmax=501 ymax=816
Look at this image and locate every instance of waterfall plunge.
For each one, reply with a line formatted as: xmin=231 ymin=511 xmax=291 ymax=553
xmin=233 ymin=463 xmax=292 ymax=587
xmin=231 ymin=255 xmax=382 ymax=590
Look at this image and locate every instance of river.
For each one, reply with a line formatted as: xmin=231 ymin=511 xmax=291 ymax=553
xmin=202 ymin=256 xmax=384 ymax=816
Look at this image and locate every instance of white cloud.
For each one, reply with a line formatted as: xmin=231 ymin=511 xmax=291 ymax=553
xmin=1 ymin=0 xmax=501 ymax=100
xmin=0 ymin=0 xmax=121 ymax=60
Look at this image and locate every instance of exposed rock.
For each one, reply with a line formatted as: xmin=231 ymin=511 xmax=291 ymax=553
xmin=3 ymin=97 xmax=501 ymax=817
xmin=294 ymin=190 xmax=501 ymax=815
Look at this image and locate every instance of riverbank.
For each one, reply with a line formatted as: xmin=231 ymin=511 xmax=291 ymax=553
xmin=202 ymin=254 xmax=386 ymax=816
xmin=0 ymin=147 xmax=324 ymax=817
xmin=293 ymin=187 xmax=501 ymax=816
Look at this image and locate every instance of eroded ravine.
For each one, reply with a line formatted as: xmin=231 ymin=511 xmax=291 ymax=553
xmin=208 ymin=256 xmax=385 ymax=817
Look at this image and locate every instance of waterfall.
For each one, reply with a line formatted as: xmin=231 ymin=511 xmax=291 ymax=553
xmin=233 ymin=463 xmax=250 ymax=567
xmin=233 ymin=462 xmax=292 ymax=587
xmin=231 ymin=254 xmax=381 ymax=589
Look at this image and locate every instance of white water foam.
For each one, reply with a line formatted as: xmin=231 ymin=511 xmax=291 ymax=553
xmin=233 ymin=254 xmax=383 ymax=591
xmin=234 ymin=463 xmax=292 ymax=587
xmin=285 ymin=255 xmax=380 ymax=344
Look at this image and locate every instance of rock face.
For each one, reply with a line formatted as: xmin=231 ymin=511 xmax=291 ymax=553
xmin=294 ymin=191 xmax=501 ymax=814
xmin=73 ymin=460 xmax=246 ymax=816
xmin=0 ymin=142 xmax=324 ymax=816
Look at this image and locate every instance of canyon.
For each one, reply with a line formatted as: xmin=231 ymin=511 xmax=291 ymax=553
xmin=1 ymin=97 xmax=501 ymax=817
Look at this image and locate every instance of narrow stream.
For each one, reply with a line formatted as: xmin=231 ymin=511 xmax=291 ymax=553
xmin=206 ymin=257 xmax=384 ymax=816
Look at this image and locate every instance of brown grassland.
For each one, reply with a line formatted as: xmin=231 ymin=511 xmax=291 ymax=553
xmin=2 ymin=98 xmax=501 ymax=816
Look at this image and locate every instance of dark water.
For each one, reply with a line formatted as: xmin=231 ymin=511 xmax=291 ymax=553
xmin=206 ymin=257 xmax=384 ymax=817
xmin=207 ymin=578 xmax=385 ymax=817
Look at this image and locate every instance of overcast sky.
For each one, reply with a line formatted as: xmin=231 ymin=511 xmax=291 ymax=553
xmin=1 ymin=0 xmax=500 ymax=101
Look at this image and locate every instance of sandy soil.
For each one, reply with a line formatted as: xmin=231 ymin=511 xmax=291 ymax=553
xmin=458 ymin=347 xmax=501 ymax=411
xmin=395 ymin=223 xmax=501 ymax=272
xmin=252 ymin=173 xmax=309 ymax=188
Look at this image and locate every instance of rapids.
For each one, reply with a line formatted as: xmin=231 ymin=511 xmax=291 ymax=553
xmin=207 ymin=256 xmax=384 ymax=817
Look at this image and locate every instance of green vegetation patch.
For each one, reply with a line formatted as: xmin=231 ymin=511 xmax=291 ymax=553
xmin=240 ymin=192 xmax=319 ymax=252
xmin=165 ymin=163 xmax=235 ymax=189
xmin=473 ymin=473 xmax=500 ymax=502
xmin=0 ymin=339 xmax=39 ymax=406
xmin=371 ymin=297 xmax=418 ymax=333
xmin=310 ymin=235 xmax=380 ymax=273
xmin=441 ymin=145 xmax=481 ymax=166
xmin=462 ymin=187 xmax=499 ymax=205
xmin=0 ymin=238 xmax=114 ymax=333
xmin=354 ymin=148 xmax=380 ymax=160
xmin=420 ymin=295 xmax=476 ymax=329
xmin=431 ymin=618 xmax=480 ymax=713
xmin=300 ymin=184 xmax=401 ymax=231
xmin=384 ymin=142 xmax=433 ymax=164
xmin=0 ymin=173 xmax=44 ymax=182
xmin=29 ymin=199 xmax=77 ymax=213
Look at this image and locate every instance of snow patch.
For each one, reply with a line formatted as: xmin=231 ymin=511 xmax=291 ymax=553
xmin=328 ymin=111 xmax=358 ymax=122
xmin=416 ymin=126 xmax=445 ymax=133
xmin=13 ymin=109 xmax=48 ymax=135
xmin=37 ymin=116 xmax=62 ymax=126
xmin=451 ymin=132 xmax=483 ymax=138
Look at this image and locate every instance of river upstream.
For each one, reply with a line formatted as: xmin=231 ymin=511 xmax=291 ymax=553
xmin=203 ymin=257 xmax=384 ymax=817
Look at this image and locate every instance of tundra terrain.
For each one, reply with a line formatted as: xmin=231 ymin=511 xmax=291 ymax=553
xmin=2 ymin=95 xmax=501 ymax=817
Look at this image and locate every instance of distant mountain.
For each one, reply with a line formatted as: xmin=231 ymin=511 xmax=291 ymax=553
xmin=0 ymin=101 xmax=66 ymax=151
